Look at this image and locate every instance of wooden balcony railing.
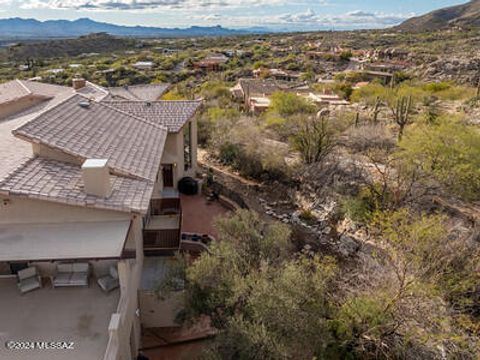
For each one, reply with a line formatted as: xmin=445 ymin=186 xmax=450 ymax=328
xmin=143 ymin=229 xmax=181 ymax=251
xmin=144 ymin=197 xmax=182 ymax=254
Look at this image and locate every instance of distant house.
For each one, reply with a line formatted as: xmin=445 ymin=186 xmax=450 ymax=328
xmin=249 ymin=96 xmax=271 ymax=114
xmin=224 ymin=49 xmax=249 ymax=58
xmin=194 ymin=54 xmax=228 ymax=72
xmin=373 ymin=48 xmax=410 ymax=61
xmin=231 ymin=78 xmax=309 ymax=113
xmin=46 ymin=68 xmax=65 ymax=74
xmin=362 ymin=61 xmax=409 ymax=73
xmin=363 ymin=70 xmax=394 ymax=85
xmin=104 ymin=83 xmax=171 ymax=101
xmin=253 ymin=68 xmax=302 ymax=82
xmin=132 ymin=61 xmax=155 ymax=70
xmin=154 ymin=47 xmax=180 ymax=55
xmin=304 ymin=92 xmax=350 ymax=107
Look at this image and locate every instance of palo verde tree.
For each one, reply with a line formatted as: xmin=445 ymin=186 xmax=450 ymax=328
xmin=397 ymin=117 xmax=480 ymax=201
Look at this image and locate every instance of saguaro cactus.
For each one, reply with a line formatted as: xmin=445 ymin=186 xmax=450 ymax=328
xmin=372 ymin=96 xmax=381 ymax=123
xmin=393 ymin=95 xmax=412 ymax=141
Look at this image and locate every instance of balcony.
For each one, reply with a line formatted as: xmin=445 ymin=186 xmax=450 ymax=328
xmin=144 ymin=197 xmax=182 ymax=255
xmin=150 ymin=198 xmax=181 ymax=216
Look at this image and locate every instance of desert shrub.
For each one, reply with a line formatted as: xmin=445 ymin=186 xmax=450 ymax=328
xmin=346 ymin=123 xmax=395 ymax=152
xmin=341 ymin=187 xmax=376 ymax=225
xmin=269 ymin=91 xmax=316 ymax=117
xmin=198 ymin=107 xmax=241 ymax=147
xmin=161 ymin=89 xmax=186 ymax=100
xmin=339 ymin=51 xmax=353 ymax=61
xmin=423 ymin=81 xmax=475 ymax=101
xmin=398 ymin=118 xmax=480 ymax=200
xmin=233 ymin=140 xmax=291 ymax=181
xmin=215 ymin=121 xmax=291 ymax=181
xmin=290 ymin=115 xmax=336 ymax=164
xmin=351 ymin=82 xmax=388 ymax=104
xmin=334 ymin=82 xmax=353 ymax=100
xmin=199 ymin=80 xmax=231 ymax=100
xmin=218 ymin=142 xmax=242 ymax=166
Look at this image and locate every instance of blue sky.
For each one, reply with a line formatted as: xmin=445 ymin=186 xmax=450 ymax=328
xmin=0 ymin=0 xmax=469 ymax=29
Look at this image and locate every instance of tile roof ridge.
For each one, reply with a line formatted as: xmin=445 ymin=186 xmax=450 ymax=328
xmin=12 ymin=92 xmax=79 ymax=138
xmin=109 ymin=83 xmax=170 ymax=89
xmin=84 ymin=81 xmax=109 ymax=95
xmin=16 ymin=79 xmax=33 ymax=96
xmin=97 ymin=99 xmax=169 ymax=132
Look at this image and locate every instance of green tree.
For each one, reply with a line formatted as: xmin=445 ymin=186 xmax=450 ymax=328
xmin=397 ymin=119 xmax=480 ymax=200
xmin=268 ymin=91 xmax=316 ymax=117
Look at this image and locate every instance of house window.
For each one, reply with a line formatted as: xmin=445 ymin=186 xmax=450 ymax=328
xmin=184 ymin=121 xmax=192 ymax=171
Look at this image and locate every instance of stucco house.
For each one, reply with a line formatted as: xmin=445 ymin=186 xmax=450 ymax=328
xmin=230 ymin=78 xmax=310 ymax=113
xmin=0 ymin=78 xmax=201 ymax=360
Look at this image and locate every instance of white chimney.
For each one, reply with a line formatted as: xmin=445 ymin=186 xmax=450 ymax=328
xmin=81 ymin=159 xmax=112 ymax=198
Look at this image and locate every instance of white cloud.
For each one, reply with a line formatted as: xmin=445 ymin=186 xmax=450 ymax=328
xmin=190 ymin=13 xmax=222 ymax=21
xmin=19 ymin=0 xmax=289 ymax=11
xmin=240 ymin=9 xmax=412 ymax=29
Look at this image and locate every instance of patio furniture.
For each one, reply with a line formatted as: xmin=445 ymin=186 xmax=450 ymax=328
xmin=97 ymin=266 xmax=120 ymax=293
xmin=51 ymin=263 xmax=89 ymax=288
xmin=17 ymin=266 xmax=42 ymax=294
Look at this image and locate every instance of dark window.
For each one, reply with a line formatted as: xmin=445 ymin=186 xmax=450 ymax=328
xmin=162 ymin=164 xmax=174 ymax=187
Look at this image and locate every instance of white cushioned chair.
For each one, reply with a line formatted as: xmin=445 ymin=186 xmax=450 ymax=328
xmin=17 ymin=267 xmax=42 ymax=294
xmin=97 ymin=266 xmax=120 ymax=293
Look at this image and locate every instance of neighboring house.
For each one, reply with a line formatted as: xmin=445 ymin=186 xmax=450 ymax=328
xmin=194 ymin=54 xmax=228 ymax=72
xmin=363 ymin=70 xmax=394 ymax=85
xmin=361 ymin=61 xmax=409 ymax=73
xmin=253 ymin=68 xmax=302 ymax=82
xmin=249 ymin=96 xmax=271 ymax=114
xmin=104 ymin=83 xmax=171 ymax=101
xmin=304 ymin=92 xmax=350 ymax=107
xmin=46 ymin=68 xmax=65 ymax=74
xmin=132 ymin=61 xmax=155 ymax=70
xmin=0 ymin=78 xmax=201 ymax=360
xmin=231 ymin=78 xmax=309 ymax=113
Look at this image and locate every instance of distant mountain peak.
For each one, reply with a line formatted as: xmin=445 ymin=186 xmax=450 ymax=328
xmin=0 ymin=17 xmax=261 ymax=39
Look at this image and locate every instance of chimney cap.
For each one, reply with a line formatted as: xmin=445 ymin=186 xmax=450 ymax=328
xmin=82 ymin=158 xmax=108 ymax=169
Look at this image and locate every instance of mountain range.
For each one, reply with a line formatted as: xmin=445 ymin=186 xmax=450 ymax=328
xmin=397 ymin=0 xmax=480 ymax=31
xmin=0 ymin=17 xmax=256 ymax=39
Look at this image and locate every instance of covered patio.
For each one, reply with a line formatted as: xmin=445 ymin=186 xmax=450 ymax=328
xmin=0 ymin=277 xmax=119 ymax=360
xmin=0 ymin=220 xmax=133 ymax=360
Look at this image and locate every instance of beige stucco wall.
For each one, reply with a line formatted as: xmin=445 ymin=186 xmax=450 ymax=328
xmin=32 ymin=143 xmax=81 ymax=165
xmin=160 ymin=119 xmax=198 ymax=189
xmin=0 ymin=196 xmax=130 ymax=224
xmin=0 ymin=95 xmax=46 ymax=120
